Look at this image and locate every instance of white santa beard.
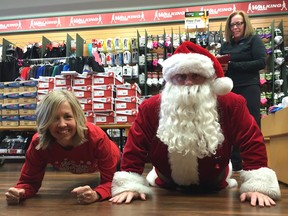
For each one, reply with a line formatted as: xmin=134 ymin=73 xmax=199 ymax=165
xmin=157 ymin=82 xmax=224 ymax=158
xmin=157 ymin=82 xmax=224 ymax=186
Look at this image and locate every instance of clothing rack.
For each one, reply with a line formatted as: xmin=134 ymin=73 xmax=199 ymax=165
xmin=22 ymin=56 xmax=72 ymax=66
xmin=27 ymin=56 xmax=71 ymax=61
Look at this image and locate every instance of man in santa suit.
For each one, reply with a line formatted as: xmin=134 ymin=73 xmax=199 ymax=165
xmin=109 ymin=41 xmax=281 ymax=207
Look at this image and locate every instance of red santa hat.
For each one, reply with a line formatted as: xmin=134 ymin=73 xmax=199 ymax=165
xmin=161 ymin=41 xmax=233 ymax=95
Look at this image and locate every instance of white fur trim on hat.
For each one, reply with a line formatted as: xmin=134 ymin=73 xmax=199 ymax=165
xmin=162 ymin=53 xmax=215 ymax=82
xmin=239 ymin=167 xmax=281 ymax=200
xmin=111 ymin=171 xmax=153 ymax=196
xmin=211 ymin=76 xmax=233 ymax=96
xmin=161 ymin=52 xmax=233 ymax=95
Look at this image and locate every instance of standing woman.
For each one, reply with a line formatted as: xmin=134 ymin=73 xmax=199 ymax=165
xmin=220 ymin=10 xmax=266 ymax=171
xmin=5 ymin=89 xmax=121 ymax=205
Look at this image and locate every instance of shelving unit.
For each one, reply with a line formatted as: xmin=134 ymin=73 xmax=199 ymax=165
xmin=276 ymin=20 xmax=287 ymax=98
xmin=0 ymin=127 xmax=35 ymax=166
xmin=2 ymin=33 xmax=85 ymax=63
xmin=258 ymin=19 xmax=287 ymax=117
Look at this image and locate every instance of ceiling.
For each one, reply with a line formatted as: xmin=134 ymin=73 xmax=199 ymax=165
xmin=0 ymin=0 xmax=252 ymax=20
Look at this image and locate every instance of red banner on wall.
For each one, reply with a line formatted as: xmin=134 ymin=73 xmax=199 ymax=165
xmin=0 ymin=0 xmax=286 ymax=33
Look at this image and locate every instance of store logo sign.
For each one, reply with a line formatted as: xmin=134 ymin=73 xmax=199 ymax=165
xmin=29 ymin=19 xmax=59 ymax=28
xmin=0 ymin=21 xmax=21 ymax=29
xmin=111 ymin=12 xmax=145 ymax=23
xmin=158 ymin=10 xmax=186 ymax=18
xmin=71 ymin=17 xmax=99 ymax=24
xmin=248 ymin=1 xmax=287 ymax=13
xmin=110 ymin=12 xmax=146 ymax=23
xmin=0 ymin=24 xmax=8 ymax=29
xmin=200 ymin=6 xmax=235 ymax=15
xmin=69 ymin=15 xmax=102 ymax=26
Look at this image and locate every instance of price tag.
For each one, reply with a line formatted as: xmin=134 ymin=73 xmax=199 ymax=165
xmin=185 ymin=11 xmax=209 ymax=29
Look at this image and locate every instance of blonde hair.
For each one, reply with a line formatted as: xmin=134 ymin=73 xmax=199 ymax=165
xmin=224 ymin=10 xmax=255 ymax=43
xmin=35 ymin=89 xmax=87 ymax=150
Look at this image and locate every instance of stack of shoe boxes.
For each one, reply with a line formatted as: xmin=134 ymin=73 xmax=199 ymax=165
xmin=0 ymin=80 xmax=38 ymax=127
xmin=114 ymin=83 xmax=141 ymax=124
xmin=0 ymin=70 xmax=142 ymax=127
xmin=92 ymin=71 xmax=124 ymax=124
xmin=18 ymin=80 xmax=38 ymax=126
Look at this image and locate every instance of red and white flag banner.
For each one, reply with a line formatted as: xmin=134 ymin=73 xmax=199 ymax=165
xmin=0 ymin=1 xmax=286 ymax=33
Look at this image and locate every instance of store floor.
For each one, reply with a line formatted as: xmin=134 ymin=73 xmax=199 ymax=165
xmin=0 ymin=162 xmax=288 ymax=216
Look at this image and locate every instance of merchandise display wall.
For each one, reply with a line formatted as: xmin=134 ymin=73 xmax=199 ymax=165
xmin=0 ymin=17 xmax=287 ymax=57
xmin=0 ymin=16 xmax=287 ymax=100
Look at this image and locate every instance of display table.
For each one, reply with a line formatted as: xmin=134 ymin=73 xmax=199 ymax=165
xmin=261 ymin=107 xmax=288 ymax=184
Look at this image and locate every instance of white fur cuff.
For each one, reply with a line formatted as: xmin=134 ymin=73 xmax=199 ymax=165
xmin=146 ymin=166 xmax=158 ymax=186
xmin=239 ymin=167 xmax=281 ymax=200
xmin=111 ymin=171 xmax=153 ymax=196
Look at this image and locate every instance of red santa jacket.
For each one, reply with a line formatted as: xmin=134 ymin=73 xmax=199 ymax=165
xmin=112 ymin=92 xmax=281 ymax=200
xmin=14 ymin=122 xmax=120 ymax=201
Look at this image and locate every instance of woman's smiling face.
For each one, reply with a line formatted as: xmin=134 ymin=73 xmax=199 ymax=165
xmin=230 ymin=14 xmax=245 ymax=42
xmin=49 ymin=101 xmax=77 ymax=148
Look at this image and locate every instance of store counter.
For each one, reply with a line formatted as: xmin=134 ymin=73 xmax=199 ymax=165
xmin=261 ymin=107 xmax=288 ymax=184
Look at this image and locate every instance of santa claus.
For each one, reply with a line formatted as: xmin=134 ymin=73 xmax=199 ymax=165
xmin=109 ymin=41 xmax=281 ymax=206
